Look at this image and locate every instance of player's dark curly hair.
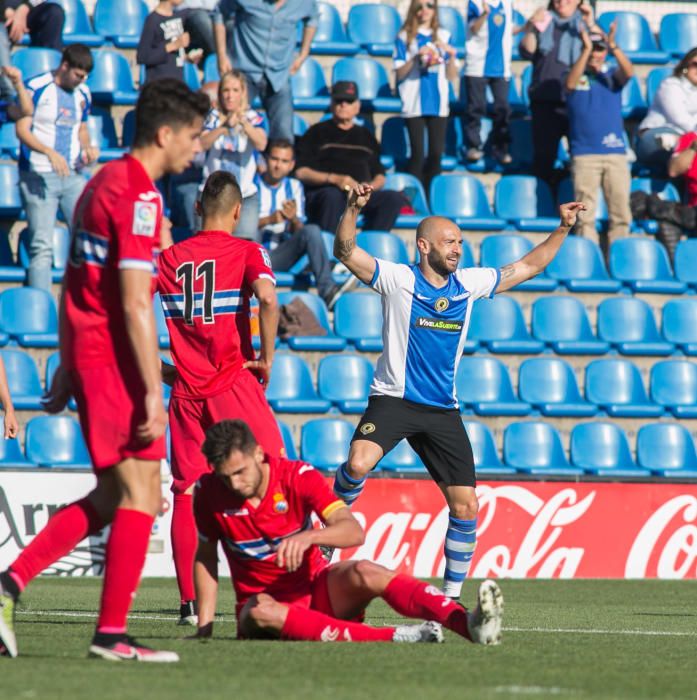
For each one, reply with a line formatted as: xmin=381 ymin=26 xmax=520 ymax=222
xmin=202 ymin=420 xmax=259 ymax=470
xmin=133 ymin=79 xmax=210 ymax=148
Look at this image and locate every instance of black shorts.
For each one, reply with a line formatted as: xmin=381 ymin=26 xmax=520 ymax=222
xmin=352 ymin=395 xmax=476 ymax=488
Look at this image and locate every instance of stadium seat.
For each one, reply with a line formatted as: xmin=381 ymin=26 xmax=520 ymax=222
xmin=637 ymin=423 xmax=697 ymax=477
xmin=0 ymin=349 xmax=43 ymax=409
xmin=277 ymin=292 xmax=346 ymax=351
xmin=380 ymin=116 xmax=457 ymax=173
xmin=10 ymin=47 xmax=61 ymax=78
xmin=518 ymin=357 xmax=597 ymax=417
xmin=597 ymin=297 xmax=674 ymax=356
xmin=597 ymin=12 xmax=669 ymax=64
xmin=183 ymin=61 xmax=201 ymax=92
xmin=346 ymin=4 xmax=401 ymax=57
xmin=0 ymin=233 xmax=24 ymax=284
xmin=266 ymin=353 xmax=331 ymax=413
xmin=438 ymin=6 xmax=466 ymax=58
xmin=0 ymin=437 xmax=31 ymax=467
xmin=93 ymin=0 xmax=148 ymax=48
xmin=650 ymin=360 xmax=697 ymax=419
xmin=202 ymin=53 xmax=220 ymax=84
xmin=462 ymin=420 xmax=516 ymax=475
xmin=494 ymin=176 xmax=560 ymax=232
xmin=86 ymin=108 xmax=124 ymax=162
xmin=545 ymin=235 xmax=622 ymax=293
xmin=585 ymin=359 xmax=664 ymax=417
xmin=86 ymin=51 xmax=139 ymax=105
xmin=332 ymin=57 xmax=401 ymax=112
xmin=25 ymin=415 xmax=92 ymax=469
xmin=0 ymin=288 xmax=59 ymax=347
xmin=429 ymin=174 xmax=507 ymax=230
xmin=0 ymin=162 xmax=23 ymax=221
xmin=311 ymin=2 xmax=359 ymax=55
xmin=609 ymin=238 xmax=685 ymax=294
xmin=479 ymin=234 xmax=556 ymax=291
xmin=384 ymin=172 xmax=431 ymax=228
xmin=45 ymin=351 xmax=77 ymax=410
xmin=317 ymin=354 xmax=374 ymax=414
xmin=620 ymin=76 xmax=647 ymax=119
xmin=511 ymin=9 xmax=526 ymax=59
xmin=557 ymin=178 xmax=608 ymax=230
xmin=333 ymin=291 xmax=383 ymax=352
xmin=455 ymin=356 xmax=531 ymax=416
xmin=277 ymin=420 xmax=298 ymax=460
xmin=379 ymin=439 xmax=427 ymax=473
xmin=52 ymin=0 xmax=104 ymax=46
xmin=300 ymin=418 xmax=354 ymax=471
xmin=18 ymin=225 xmax=71 ymax=282
xmin=531 ymin=296 xmax=609 ymax=355
xmin=661 ymin=299 xmax=697 ymax=356
xmin=290 ymin=57 xmax=330 ymax=110
xmin=468 ymin=296 xmax=544 ymax=354
xmin=570 ymin=423 xmax=649 ymax=477
xmin=153 ymin=293 xmax=170 ymax=349
xmin=293 ymin=113 xmax=309 ymax=138
xmin=357 ymin=231 xmax=410 ymax=265
xmin=507 ymin=117 xmax=569 ymax=172
xmin=674 ymin=240 xmax=697 ymax=289
xmin=0 ymin=122 xmax=19 ymax=159
xmin=503 ymin=422 xmax=583 ymax=475
xmin=645 ymin=66 xmax=673 ymax=106
xmin=659 ymin=13 xmax=697 ymax=58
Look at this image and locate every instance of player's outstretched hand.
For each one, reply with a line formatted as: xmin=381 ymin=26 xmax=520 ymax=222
xmin=559 ymin=201 xmax=587 ymax=228
xmin=347 ymin=183 xmax=373 ymax=210
xmin=276 ymin=532 xmax=313 ymax=572
xmin=42 ymin=364 xmax=73 ymax=414
xmin=242 ymin=358 xmax=272 ymax=387
xmin=137 ymin=390 xmax=168 ymax=444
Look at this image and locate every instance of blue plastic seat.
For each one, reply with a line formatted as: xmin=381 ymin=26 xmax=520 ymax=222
xmin=266 ymin=353 xmax=331 ymax=413
xmin=278 ymin=420 xmax=298 ymax=460
xmin=18 ymin=225 xmax=71 ymax=282
xmin=25 ymin=415 xmax=92 ymax=469
xmin=531 ymin=296 xmax=609 ymax=355
xmin=202 ymin=53 xmax=220 ymax=83
xmin=456 ymin=356 xmax=531 ymax=416
xmin=598 ymin=297 xmax=674 ymax=356
xmin=637 ymin=423 xmax=697 ymax=477
xmin=659 ymin=13 xmax=697 ymax=58
xmin=347 ymin=4 xmax=401 ymax=57
xmin=645 ymin=66 xmax=674 ymax=106
xmin=545 ymin=235 xmax=622 ymax=293
xmin=0 ymin=163 xmax=22 ymax=220
xmin=357 ymin=231 xmax=410 ymax=265
xmin=609 ymin=238 xmax=685 ymax=294
xmin=312 ymin=2 xmax=359 ymax=55
xmin=379 ymin=439 xmax=427 ymax=473
xmin=333 ymin=291 xmax=383 ymax=352
xmin=293 ymin=113 xmax=309 ymax=138
xmin=45 ymin=351 xmax=78 ymax=410
xmin=332 ymin=57 xmax=401 ymax=112
xmin=0 ymin=288 xmax=58 ymax=347
xmin=570 ymin=423 xmax=648 ymax=477
xmin=468 ymin=296 xmax=544 ymax=354
xmin=86 ymin=108 xmax=124 ymax=162
xmin=675 ymin=239 xmax=697 ymax=289
xmin=93 ymin=0 xmax=148 ymax=48
xmin=290 ymin=56 xmax=330 ymax=110
xmin=479 ymin=234 xmax=556 ymax=291
xmin=585 ymin=359 xmax=664 ymax=417
xmin=300 ymin=418 xmax=354 ymax=471
xmin=429 ymin=174 xmax=507 ymax=230
xmin=504 ymin=421 xmax=583 ymax=475
xmin=183 ymin=61 xmax=201 ymax=92
xmin=462 ymin=420 xmax=515 ymax=474
xmin=0 ymin=437 xmax=31 ymax=467
xmin=438 ymin=6 xmax=466 ymax=58
xmin=277 ymin=292 xmax=346 ymax=351
xmin=380 ymin=116 xmax=457 ymax=173
xmin=87 ymin=50 xmax=139 ymax=105
xmin=597 ymin=12 xmax=669 ymax=64
xmin=317 ymin=354 xmax=373 ymax=414
xmin=650 ymin=360 xmax=697 ymax=419
xmin=621 ymin=76 xmax=648 ymax=119
xmin=52 ymin=0 xmax=104 ymax=46
xmin=0 ymin=122 xmax=20 ymax=159
xmin=1 ymin=349 xmax=43 ymax=409
xmin=384 ymin=172 xmax=431 ymax=228
xmin=0 ymin=232 xmax=24 ymax=284
xmin=10 ymin=47 xmax=61 ymax=78
xmin=494 ymin=176 xmax=560 ymax=232
xmin=661 ymin=299 xmax=697 ymax=356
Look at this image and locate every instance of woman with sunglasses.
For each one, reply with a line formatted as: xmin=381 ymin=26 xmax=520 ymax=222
xmin=393 ymin=0 xmax=459 ymax=196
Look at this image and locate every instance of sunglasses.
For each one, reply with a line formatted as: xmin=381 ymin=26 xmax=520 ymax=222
xmin=417 ymin=2 xmax=435 ymax=10
xmin=332 ymin=97 xmax=357 ymax=104
xmin=591 ymin=44 xmax=607 ymax=52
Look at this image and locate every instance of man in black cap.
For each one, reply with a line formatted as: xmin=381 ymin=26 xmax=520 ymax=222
xmin=294 ymin=80 xmax=407 ymax=233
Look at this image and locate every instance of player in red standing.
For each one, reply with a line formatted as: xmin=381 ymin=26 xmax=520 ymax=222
xmin=157 ymin=170 xmax=284 ymax=626
xmin=0 ymin=78 xmax=210 ymax=662
xmin=193 ymin=419 xmax=504 ymax=645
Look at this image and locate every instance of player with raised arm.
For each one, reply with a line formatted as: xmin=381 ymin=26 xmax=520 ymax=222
xmin=157 ymin=170 xmax=284 ymax=626
xmin=193 ymin=419 xmax=504 ymax=645
xmin=0 ymin=79 xmax=210 ymax=662
xmin=331 ymin=184 xmax=586 ymax=600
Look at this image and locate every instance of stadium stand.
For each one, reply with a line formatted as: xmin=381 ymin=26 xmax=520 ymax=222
xmin=24 ymin=415 xmax=92 ymax=469
xmin=429 ymin=174 xmax=507 ymax=230
xmin=661 ymin=299 xmax=697 ymax=355
xmin=278 ymin=420 xmax=299 ymax=460
xmin=608 ymin=238 xmax=686 ymax=294
xmin=0 ymin=288 xmax=59 ymax=348
xmin=462 ymin=420 xmax=516 ymax=475
xmin=300 ymin=418 xmax=354 ymax=471
xmin=378 ymin=439 xmax=427 ymax=473
xmin=637 ymin=423 xmax=697 ymax=477
xmin=266 ymin=353 xmax=332 ymax=414
xmin=346 ymin=4 xmax=401 ymax=57
xmin=53 ymin=0 xmax=104 ymax=47
xmin=468 ymin=296 xmax=545 ymax=354
xmin=650 ymin=360 xmax=697 ymax=419
xmin=0 ymin=349 xmax=43 ymax=410
xmin=332 ymin=291 xmax=383 ymax=352
xmin=93 ymin=0 xmax=148 ymax=49
xmin=659 ymin=12 xmax=697 ymax=58
xmin=317 ymin=354 xmax=374 ymax=414
xmin=596 ymin=11 xmax=670 ymax=64
xmin=569 ymin=422 xmax=650 ymax=477
xmin=503 ymin=422 xmax=584 ymax=476
xmin=479 ymin=234 xmax=557 ymax=291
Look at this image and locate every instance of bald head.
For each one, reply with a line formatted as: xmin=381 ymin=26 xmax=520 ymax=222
xmin=416 ymin=216 xmax=460 ymax=244
xmin=415 ymin=215 xmax=463 ymax=278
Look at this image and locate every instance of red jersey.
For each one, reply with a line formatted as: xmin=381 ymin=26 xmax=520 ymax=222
xmin=62 ymin=155 xmax=163 ymax=371
xmin=157 ymin=232 xmax=275 ymax=399
xmin=673 ymin=132 xmax=697 ymax=206
xmin=194 ymin=456 xmax=345 ymax=610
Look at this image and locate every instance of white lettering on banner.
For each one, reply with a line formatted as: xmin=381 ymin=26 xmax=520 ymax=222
xmin=352 ymin=513 xmax=413 ymax=569
xmin=625 ymin=496 xmax=697 ymax=579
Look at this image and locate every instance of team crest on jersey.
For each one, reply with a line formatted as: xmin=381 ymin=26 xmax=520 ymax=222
xmin=360 ymin=422 xmax=376 ymax=435
xmin=434 ymin=297 xmax=449 ymax=312
xmin=260 ymin=247 xmax=272 ymax=268
xmin=272 ymin=493 xmax=289 ymax=513
xmin=132 ymin=201 xmax=158 ymax=236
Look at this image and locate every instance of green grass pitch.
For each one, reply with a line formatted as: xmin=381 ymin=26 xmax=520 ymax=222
xmin=2 ymin=577 xmax=695 ymax=700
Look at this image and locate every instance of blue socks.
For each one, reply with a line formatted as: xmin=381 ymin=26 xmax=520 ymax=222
xmin=332 ymin=462 xmax=366 ymax=506
xmin=442 ymin=515 xmax=477 ymax=599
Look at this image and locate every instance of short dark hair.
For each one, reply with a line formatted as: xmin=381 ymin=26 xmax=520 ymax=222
xmin=61 ymin=44 xmax=93 ymax=73
xmin=132 ymin=79 xmax=210 ymax=148
xmin=266 ymin=138 xmax=294 ymax=156
xmin=674 ymin=47 xmax=697 ymax=77
xmin=202 ymin=420 xmax=258 ymax=470
xmin=200 ymin=170 xmax=242 ymax=218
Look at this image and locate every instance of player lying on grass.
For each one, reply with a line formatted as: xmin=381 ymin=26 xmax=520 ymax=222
xmin=192 ymin=419 xmax=504 ymax=644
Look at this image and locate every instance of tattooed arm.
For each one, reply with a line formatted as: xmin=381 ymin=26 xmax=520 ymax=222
xmin=496 ymin=201 xmax=587 ymax=293
xmin=333 ymin=183 xmax=378 ymax=285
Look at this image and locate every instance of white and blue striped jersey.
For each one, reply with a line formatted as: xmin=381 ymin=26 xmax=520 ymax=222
xmin=370 ymin=259 xmax=499 ymax=408
xmin=394 ymin=28 xmax=452 ymax=118
xmin=20 ymin=71 xmax=91 ymax=172
xmin=465 ymin=0 xmax=514 ymax=79
xmin=254 ymin=174 xmax=306 ymax=250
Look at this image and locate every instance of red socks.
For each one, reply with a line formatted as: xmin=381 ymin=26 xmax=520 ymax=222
xmin=281 ymin=605 xmax=395 ymax=642
xmin=171 ymin=493 xmax=197 ymax=603
xmin=383 ymin=573 xmax=471 ymax=640
xmin=9 ymin=497 xmax=104 ymax=592
xmin=96 ymin=508 xmax=153 ymax=634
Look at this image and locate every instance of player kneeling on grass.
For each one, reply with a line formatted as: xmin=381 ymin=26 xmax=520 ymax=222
xmin=192 ymin=419 xmax=504 ymax=644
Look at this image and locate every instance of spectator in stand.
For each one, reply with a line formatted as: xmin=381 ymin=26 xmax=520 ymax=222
xmin=200 ymin=69 xmax=267 ymax=241
xmin=565 ymin=25 xmax=632 ymax=260
xmin=2 ymin=1 xmax=64 ymax=52
xmin=137 ymin=0 xmax=203 ymax=85
xmin=17 ymin=44 xmax=97 ymax=291
xmin=0 ymin=66 xmax=33 ymax=123
xmin=636 ymin=48 xmax=697 ymax=176
xmin=214 ymin=0 xmax=318 ymax=142
xmin=0 ymin=354 xmax=18 ymax=440
xmin=393 ymin=0 xmax=459 ymax=193
xmin=180 ymin=0 xmax=219 ymax=61
xmin=256 ymin=139 xmax=348 ymax=310
xmin=519 ymin=0 xmax=595 ymax=186
xmin=295 ymin=81 xmax=407 ymax=234
xmin=464 ymin=0 xmax=515 ymax=165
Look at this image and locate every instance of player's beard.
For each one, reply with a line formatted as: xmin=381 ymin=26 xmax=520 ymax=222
xmin=427 ymin=249 xmax=458 ymax=277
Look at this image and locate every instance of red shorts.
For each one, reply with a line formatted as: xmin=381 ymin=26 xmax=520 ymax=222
xmin=71 ymin=364 xmax=166 ymax=471
xmin=169 ymin=369 xmax=284 ymax=494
